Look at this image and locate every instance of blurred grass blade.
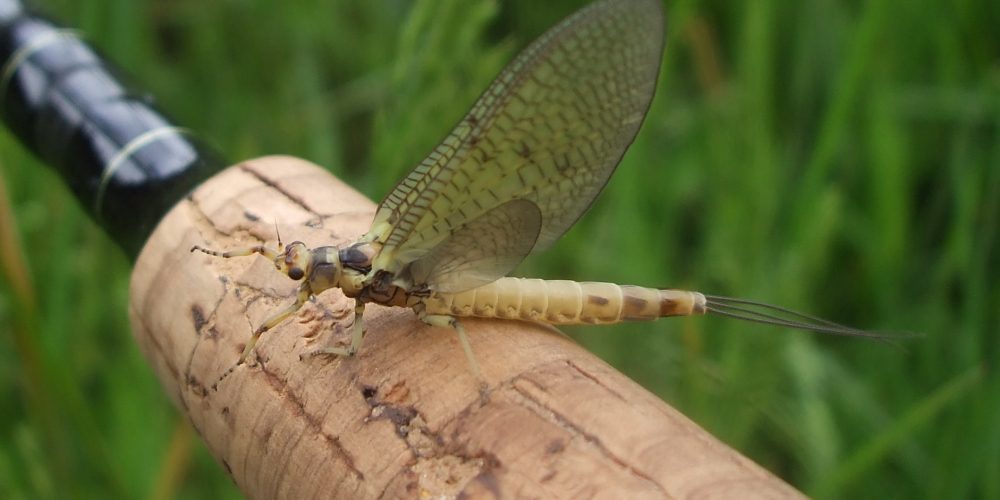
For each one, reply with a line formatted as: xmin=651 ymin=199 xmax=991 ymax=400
xmin=813 ymin=365 xmax=984 ymax=498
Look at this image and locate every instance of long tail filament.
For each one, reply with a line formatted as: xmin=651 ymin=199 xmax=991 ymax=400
xmin=703 ymin=294 xmax=901 ymax=340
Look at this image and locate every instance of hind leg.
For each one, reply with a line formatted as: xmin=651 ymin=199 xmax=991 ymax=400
xmin=420 ymin=314 xmax=482 ymax=380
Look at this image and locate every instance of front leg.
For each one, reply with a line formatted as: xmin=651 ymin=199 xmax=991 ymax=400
xmin=238 ymin=282 xmax=311 ymax=363
xmin=191 ymin=243 xmax=278 ymax=261
xmin=213 ymin=282 xmax=310 ymax=389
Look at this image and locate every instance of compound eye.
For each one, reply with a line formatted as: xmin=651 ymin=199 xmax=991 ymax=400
xmin=288 ymin=267 xmax=305 ymax=280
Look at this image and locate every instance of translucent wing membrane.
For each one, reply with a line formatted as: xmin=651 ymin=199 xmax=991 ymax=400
xmin=368 ymin=0 xmax=664 ymax=280
xmin=404 ymin=199 xmax=542 ymax=293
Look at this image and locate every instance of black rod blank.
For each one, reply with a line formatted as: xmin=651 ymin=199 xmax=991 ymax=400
xmin=0 ymin=1 xmax=225 ymax=257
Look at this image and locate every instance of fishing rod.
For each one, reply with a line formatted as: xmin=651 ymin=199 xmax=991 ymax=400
xmin=0 ymin=1 xmax=804 ymax=497
xmin=0 ymin=0 xmax=223 ymax=257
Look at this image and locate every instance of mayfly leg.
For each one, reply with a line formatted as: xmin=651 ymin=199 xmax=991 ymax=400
xmin=211 ymin=283 xmax=311 ymax=389
xmin=304 ymin=303 xmax=368 ymax=358
xmin=242 ymin=284 xmax=311 ymax=362
xmin=190 ymin=220 xmax=285 ymax=260
xmin=420 ymin=314 xmax=482 ymax=380
xmin=191 ymin=244 xmax=280 ymax=260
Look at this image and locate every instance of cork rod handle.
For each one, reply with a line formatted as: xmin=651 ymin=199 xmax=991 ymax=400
xmin=129 ymin=156 xmax=803 ymax=499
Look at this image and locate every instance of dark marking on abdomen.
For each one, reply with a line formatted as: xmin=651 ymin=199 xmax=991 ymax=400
xmin=587 ymin=295 xmax=609 ymax=306
xmin=659 ymin=297 xmax=677 ymax=316
xmin=622 ymin=295 xmax=649 ymax=320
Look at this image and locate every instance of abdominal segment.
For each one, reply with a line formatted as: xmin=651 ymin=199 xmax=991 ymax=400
xmin=421 ymin=278 xmax=706 ymax=325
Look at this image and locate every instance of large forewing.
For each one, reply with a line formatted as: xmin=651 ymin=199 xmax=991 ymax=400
xmin=403 ymin=199 xmax=542 ymax=293
xmin=369 ymin=0 xmax=664 ymax=275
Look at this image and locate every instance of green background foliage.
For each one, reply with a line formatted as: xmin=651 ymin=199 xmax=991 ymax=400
xmin=0 ymin=0 xmax=996 ymax=498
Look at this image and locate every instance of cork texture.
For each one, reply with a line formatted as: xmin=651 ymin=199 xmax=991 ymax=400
xmin=129 ymin=156 xmax=803 ymax=499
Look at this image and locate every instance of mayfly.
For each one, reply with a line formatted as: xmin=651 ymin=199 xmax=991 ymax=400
xmin=193 ymin=0 xmax=878 ymax=378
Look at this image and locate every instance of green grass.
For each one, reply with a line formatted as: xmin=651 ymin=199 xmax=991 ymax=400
xmin=0 ymin=0 xmax=997 ymax=498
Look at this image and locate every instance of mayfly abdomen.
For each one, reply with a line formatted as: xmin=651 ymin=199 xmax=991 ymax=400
xmin=423 ymin=278 xmax=706 ymax=325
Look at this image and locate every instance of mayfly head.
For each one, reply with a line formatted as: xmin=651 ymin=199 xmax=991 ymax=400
xmin=275 ymin=241 xmax=311 ymax=281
